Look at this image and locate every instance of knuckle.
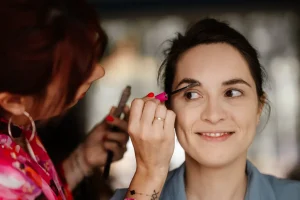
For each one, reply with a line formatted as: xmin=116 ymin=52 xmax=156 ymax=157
xmin=140 ymin=133 xmax=149 ymax=142
xmin=122 ymin=135 xmax=129 ymax=143
xmin=145 ymin=100 xmax=156 ymax=108
xmin=157 ymin=104 xmax=167 ymax=111
xmin=112 ymin=143 xmax=118 ymax=149
xmin=128 ymin=125 xmax=136 ymax=135
xmin=103 ymin=142 xmax=109 ymax=149
xmin=153 ymin=99 xmax=161 ymax=105
xmin=154 ymin=98 xmax=162 ymax=103
xmin=132 ymin=98 xmax=143 ymax=106
xmin=139 ymin=132 xmax=151 ymax=142
xmin=167 ymin=110 xmax=176 ymax=117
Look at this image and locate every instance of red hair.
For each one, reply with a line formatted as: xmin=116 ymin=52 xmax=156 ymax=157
xmin=0 ymin=0 xmax=107 ymax=109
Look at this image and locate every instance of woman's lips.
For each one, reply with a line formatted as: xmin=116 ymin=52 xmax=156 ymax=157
xmin=196 ymin=131 xmax=235 ymax=141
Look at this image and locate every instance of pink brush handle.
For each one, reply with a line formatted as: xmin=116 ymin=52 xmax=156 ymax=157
xmin=155 ymin=92 xmax=168 ymax=102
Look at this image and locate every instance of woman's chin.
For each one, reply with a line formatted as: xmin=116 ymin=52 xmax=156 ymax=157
xmin=186 ymin=151 xmax=239 ymax=169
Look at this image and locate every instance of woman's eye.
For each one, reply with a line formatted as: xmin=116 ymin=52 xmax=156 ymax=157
xmin=225 ymin=89 xmax=242 ymax=97
xmin=184 ymin=92 xmax=201 ymax=100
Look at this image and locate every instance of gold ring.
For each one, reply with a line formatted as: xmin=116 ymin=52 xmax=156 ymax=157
xmin=154 ymin=117 xmax=165 ymax=121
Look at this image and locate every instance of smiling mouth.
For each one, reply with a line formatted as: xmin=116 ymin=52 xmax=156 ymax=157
xmin=197 ymin=132 xmax=235 ymax=137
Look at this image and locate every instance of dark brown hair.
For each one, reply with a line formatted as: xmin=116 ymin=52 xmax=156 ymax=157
xmin=158 ymin=18 xmax=268 ymax=108
xmin=0 ymin=0 xmax=107 ymax=113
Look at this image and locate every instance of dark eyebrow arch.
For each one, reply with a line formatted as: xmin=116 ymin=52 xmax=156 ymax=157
xmin=222 ymin=78 xmax=251 ymax=88
xmin=172 ymin=77 xmax=251 ymax=96
xmin=174 ymin=78 xmax=201 ymax=90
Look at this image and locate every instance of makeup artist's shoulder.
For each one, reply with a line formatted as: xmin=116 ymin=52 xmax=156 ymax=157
xmin=110 ymin=165 xmax=185 ymax=200
xmin=263 ymin=173 xmax=300 ymax=199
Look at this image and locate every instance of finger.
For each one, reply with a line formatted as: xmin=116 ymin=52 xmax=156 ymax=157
xmin=105 ymin=116 xmax=128 ymax=132
xmin=129 ymin=98 xmax=145 ymax=122
xmin=141 ymin=99 xmax=160 ymax=126
xmin=128 ymin=93 xmax=156 ymax=133
xmin=89 ymin=108 xmax=115 ymax=133
xmin=105 ymin=132 xmax=129 ymax=145
xmin=164 ymin=110 xmax=176 ymax=135
xmin=87 ymin=122 xmax=107 ymax=141
xmin=152 ymin=104 xmax=167 ymax=128
xmin=123 ymin=105 xmax=130 ymax=121
xmin=140 ymin=92 xmax=160 ymax=109
xmin=142 ymin=92 xmax=155 ymax=102
xmin=142 ymin=92 xmax=155 ymax=100
xmin=104 ymin=141 xmax=127 ymax=160
xmin=104 ymin=106 xmax=117 ymax=123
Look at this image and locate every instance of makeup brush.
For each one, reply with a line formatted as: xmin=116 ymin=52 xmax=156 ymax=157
xmin=155 ymin=82 xmax=200 ymax=102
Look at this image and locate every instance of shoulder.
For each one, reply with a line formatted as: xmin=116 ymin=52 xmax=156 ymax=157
xmin=0 ymin=134 xmax=42 ymax=199
xmin=263 ymin=174 xmax=300 ymax=199
xmin=111 ymin=188 xmax=128 ymax=200
xmin=246 ymin=160 xmax=300 ymax=200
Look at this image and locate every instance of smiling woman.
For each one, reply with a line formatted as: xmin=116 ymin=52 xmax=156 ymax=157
xmin=111 ymin=18 xmax=300 ymax=200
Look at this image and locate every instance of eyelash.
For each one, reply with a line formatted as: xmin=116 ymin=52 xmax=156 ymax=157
xmin=183 ymin=90 xmax=202 ymax=100
xmin=182 ymin=88 xmax=244 ymax=100
xmin=224 ymin=88 xmax=244 ymax=98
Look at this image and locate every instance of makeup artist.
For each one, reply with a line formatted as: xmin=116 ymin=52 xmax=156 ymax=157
xmin=0 ymin=0 xmax=128 ymax=199
xmin=112 ymin=18 xmax=300 ymax=200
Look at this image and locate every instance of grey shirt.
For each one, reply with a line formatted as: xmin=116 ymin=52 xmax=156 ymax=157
xmin=111 ymin=160 xmax=300 ymax=200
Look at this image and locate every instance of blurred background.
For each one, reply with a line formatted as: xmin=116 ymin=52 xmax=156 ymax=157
xmin=39 ymin=0 xmax=300 ymax=199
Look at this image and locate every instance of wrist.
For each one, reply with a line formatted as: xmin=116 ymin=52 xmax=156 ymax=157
xmin=74 ymin=144 xmax=93 ymax=176
xmin=125 ymin=168 xmax=168 ymax=200
xmin=135 ymin=166 xmax=169 ymax=180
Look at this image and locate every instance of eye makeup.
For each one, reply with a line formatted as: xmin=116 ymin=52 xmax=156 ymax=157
xmin=155 ymin=82 xmax=200 ymax=102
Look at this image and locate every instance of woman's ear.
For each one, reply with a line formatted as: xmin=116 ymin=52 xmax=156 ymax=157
xmin=0 ymin=93 xmax=26 ymax=116
xmin=257 ymin=93 xmax=267 ymax=124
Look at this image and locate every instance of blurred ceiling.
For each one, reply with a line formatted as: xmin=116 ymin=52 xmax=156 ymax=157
xmin=87 ymin=0 xmax=297 ymax=16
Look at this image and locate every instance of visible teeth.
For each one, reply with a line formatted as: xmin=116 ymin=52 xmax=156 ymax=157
xmin=200 ymin=132 xmax=230 ymax=137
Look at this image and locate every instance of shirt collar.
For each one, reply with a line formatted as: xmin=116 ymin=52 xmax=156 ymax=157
xmin=161 ymin=160 xmax=276 ymax=200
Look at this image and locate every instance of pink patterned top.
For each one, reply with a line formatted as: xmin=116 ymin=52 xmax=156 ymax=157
xmin=0 ymin=118 xmax=73 ymax=200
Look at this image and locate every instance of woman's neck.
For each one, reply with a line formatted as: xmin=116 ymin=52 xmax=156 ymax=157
xmin=184 ymin=154 xmax=248 ymax=200
xmin=0 ymin=116 xmax=30 ymax=154
xmin=14 ymin=135 xmax=29 ymax=153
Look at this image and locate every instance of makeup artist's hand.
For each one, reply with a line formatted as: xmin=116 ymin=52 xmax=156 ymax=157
xmin=63 ymin=106 xmax=129 ymax=190
xmin=128 ymin=92 xmax=176 ymax=176
xmin=82 ymin=106 xmax=129 ymax=168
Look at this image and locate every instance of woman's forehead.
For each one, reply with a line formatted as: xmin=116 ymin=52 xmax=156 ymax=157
xmin=174 ymin=43 xmax=255 ymax=86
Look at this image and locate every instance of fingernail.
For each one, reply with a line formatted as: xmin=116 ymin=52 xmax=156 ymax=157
xmin=106 ymin=115 xmax=114 ymax=122
xmin=147 ymin=92 xmax=155 ymax=97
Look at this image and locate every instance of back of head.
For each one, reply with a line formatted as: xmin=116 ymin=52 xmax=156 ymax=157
xmin=0 ymin=0 xmax=107 ymax=115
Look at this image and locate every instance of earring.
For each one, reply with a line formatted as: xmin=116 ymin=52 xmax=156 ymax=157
xmin=8 ymin=111 xmax=36 ymax=142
